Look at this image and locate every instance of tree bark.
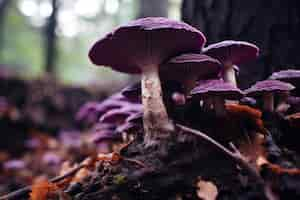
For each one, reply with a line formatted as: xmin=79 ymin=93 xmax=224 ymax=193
xmin=138 ymin=0 xmax=169 ymax=18
xmin=181 ymin=0 xmax=300 ymax=89
xmin=0 ymin=0 xmax=10 ymax=59
xmin=44 ymin=0 xmax=59 ymax=75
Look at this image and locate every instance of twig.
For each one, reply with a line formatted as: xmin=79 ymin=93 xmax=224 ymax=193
xmin=175 ymin=124 xmax=264 ymax=184
xmin=0 ymin=162 xmax=87 ymax=200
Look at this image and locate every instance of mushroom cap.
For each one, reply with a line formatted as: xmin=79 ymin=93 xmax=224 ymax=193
xmin=75 ymin=101 xmax=99 ymax=122
xmin=203 ymin=40 xmax=259 ymax=66
xmin=191 ymin=79 xmax=244 ymax=100
xmin=244 ymin=80 xmax=295 ymax=97
xmin=121 ymin=82 xmax=141 ymax=102
xmin=94 ymin=100 xmax=130 ymax=119
xmin=99 ymin=108 xmax=138 ymax=124
xmin=92 ymin=123 xmax=116 ymax=132
xmin=116 ymin=122 xmax=140 ymax=133
xmin=89 ymin=17 xmax=206 ymax=74
xmin=126 ymin=111 xmax=143 ymax=124
xmin=3 ymin=160 xmax=26 ymax=170
xmin=161 ymin=54 xmax=222 ymax=80
xmin=269 ymin=69 xmax=300 ymax=85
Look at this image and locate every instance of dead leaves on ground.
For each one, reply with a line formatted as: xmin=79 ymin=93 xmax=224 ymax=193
xmin=196 ymin=178 xmax=218 ymax=200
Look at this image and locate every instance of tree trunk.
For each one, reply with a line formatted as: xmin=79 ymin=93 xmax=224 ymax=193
xmin=44 ymin=0 xmax=59 ymax=75
xmin=138 ymin=0 xmax=169 ymax=18
xmin=181 ymin=0 xmax=300 ymax=89
xmin=0 ymin=0 xmax=10 ymax=59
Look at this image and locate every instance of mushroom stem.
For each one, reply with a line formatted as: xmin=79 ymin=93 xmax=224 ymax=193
xmin=141 ymin=66 xmax=174 ymax=144
xmin=263 ymin=93 xmax=274 ymax=112
xmin=203 ymin=97 xmax=213 ymax=111
xmin=182 ymin=77 xmax=198 ymax=95
xmin=275 ymin=91 xmax=289 ymax=113
xmin=214 ymin=96 xmax=226 ymax=117
xmin=223 ymin=64 xmax=237 ymax=86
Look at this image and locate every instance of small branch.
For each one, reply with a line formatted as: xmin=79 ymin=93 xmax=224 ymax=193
xmin=0 ymin=162 xmax=87 ymax=200
xmin=175 ymin=124 xmax=263 ymax=184
xmin=176 ymin=124 xmax=278 ymax=200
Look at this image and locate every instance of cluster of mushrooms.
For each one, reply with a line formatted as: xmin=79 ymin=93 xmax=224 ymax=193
xmin=76 ymin=17 xmax=300 ymax=154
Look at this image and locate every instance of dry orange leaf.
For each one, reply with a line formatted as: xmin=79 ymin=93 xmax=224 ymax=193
xmin=97 ymin=152 xmax=121 ymax=162
xmin=71 ymin=168 xmax=90 ymax=184
xmin=226 ymin=104 xmax=265 ymax=133
xmin=196 ymin=179 xmax=218 ymax=200
xmin=30 ymin=180 xmax=58 ymax=200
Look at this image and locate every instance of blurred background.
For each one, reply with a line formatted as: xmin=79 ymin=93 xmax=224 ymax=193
xmin=1 ymin=0 xmax=299 ymax=89
xmin=0 ymin=0 xmax=181 ymax=91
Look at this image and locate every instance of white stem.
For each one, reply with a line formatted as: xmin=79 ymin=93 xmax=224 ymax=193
xmin=263 ymin=93 xmax=274 ymax=112
xmin=275 ymin=91 xmax=289 ymax=112
xmin=214 ymin=96 xmax=226 ymax=117
xmin=223 ymin=64 xmax=237 ymax=87
xmin=141 ymin=66 xmax=173 ymax=144
xmin=203 ymin=97 xmax=213 ymax=111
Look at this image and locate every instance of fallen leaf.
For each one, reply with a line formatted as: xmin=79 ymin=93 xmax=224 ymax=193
xmin=196 ymin=179 xmax=218 ymax=200
xmin=30 ymin=180 xmax=58 ymax=200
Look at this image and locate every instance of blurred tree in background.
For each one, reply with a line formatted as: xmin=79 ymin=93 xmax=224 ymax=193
xmin=0 ymin=0 xmax=181 ymax=92
xmin=181 ymin=0 xmax=300 ymax=88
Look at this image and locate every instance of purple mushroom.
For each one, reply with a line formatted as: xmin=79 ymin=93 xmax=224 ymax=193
xmin=191 ymin=79 xmax=244 ymax=116
xmin=121 ymin=82 xmax=141 ymax=103
xmin=203 ymin=40 xmax=259 ymax=86
xmin=161 ymin=53 xmax=222 ymax=94
xmin=244 ymin=80 xmax=295 ymax=112
xmin=91 ymin=129 xmax=122 ymax=153
xmin=126 ymin=111 xmax=143 ymax=124
xmin=269 ymin=69 xmax=300 ymax=85
xmin=116 ymin=122 xmax=141 ymax=141
xmin=91 ymin=123 xmax=116 ymax=132
xmin=269 ymin=69 xmax=300 ymax=109
xmin=3 ymin=160 xmax=26 ymax=171
xmin=99 ymin=106 xmax=141 ymax=125
xmin=42 ymin=152 xmax=61 ymax=166
xmin=75 ymin=101 xmax=99 ymax=125
xmin=89 ymin=17 xmax=206 ymax=144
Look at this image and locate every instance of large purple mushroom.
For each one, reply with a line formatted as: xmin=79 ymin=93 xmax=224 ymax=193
xmin=203 ymin=40 xmax=259 ymax=86
xmin=89 ymin=17 xmax=206 ymax=144
xmin=161 ymin=53 xmax=222 ymax=94
xmin=245 ymin=80 xmax=295 ymax=112
xmin=191 ymin=79 xmax=244 ymax=116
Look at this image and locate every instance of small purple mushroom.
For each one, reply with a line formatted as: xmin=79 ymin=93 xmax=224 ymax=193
xmin=116 ymin=122 xmax=141 ymax=141
xmin=121 ymin=82 xmax=141 ymax=103
xmin=126 ymin=111 xmax=143 ymax=124
xmin=244 ymin=80 xmax=295 ymax=112
xmin=3 ymin=160 xmax=26 ymax=171
xmin=203 ymin=40 xmax=259 ymax=86
xmin=99 ymin=106 xmax=141 ymax=124
xmin=161 ymin=53 xmax=222 ymax=94
xmin=91 ymin=129 xmax=122 ymax=153
xmin=191 ymin=79 xmax=244 ymax=116
xmin=269 ymin=69 xmax=300 ymax=85
xmin=89 ymin=17 xmax=206 ymax=144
